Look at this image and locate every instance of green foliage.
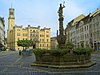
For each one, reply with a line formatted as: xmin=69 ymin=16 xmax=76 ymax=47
xmin=33 ymin=49 xmax=69 ymax=57
xmin=65 ymin=42 xmax=74 ymax=50
xmin=33 ymin=49 xmax=46 ymax=57
xmin=50 ymin=49 xmax=68 ymax=56
xmin=74 ymin=47 xmax=93 ymax=54
xmin=1 ymin=48 xmax=6 ymax=51
xmin=17 ymin=40 xmax=33 ymax=48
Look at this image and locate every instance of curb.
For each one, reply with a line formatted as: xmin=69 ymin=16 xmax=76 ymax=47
xmin=31 ymin=62 xmax=96 ymax=69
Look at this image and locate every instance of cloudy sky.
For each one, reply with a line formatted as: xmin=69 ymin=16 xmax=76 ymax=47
xmin=0 ymin=0 xmax=100 ymax=37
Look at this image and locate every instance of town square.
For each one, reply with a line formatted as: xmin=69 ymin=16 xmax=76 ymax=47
xmin=0 ymin=0 xmax=100 ymax=75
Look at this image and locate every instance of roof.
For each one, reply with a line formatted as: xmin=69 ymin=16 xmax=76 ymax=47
xmin=76 ymin=15 xmax=90 ymax=28
xmin=14 ymin=25 xmax=22 ymax=28
xmin=71 ymin=14 xmax=85 ymax=26
xmin=90 ymin=8 xmax=100 ymax=17
xmin=66 ymin=14 xmax=85 ymax=30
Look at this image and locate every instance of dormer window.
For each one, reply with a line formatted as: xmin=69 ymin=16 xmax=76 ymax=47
xmin=79 ymin=21 xmax=84 ymax=26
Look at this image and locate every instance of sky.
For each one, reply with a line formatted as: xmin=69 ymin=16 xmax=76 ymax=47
xmin=0 ymin=0 xmax=100 ymax=37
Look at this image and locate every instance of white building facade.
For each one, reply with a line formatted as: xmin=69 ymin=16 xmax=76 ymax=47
xmin=65 ymin=9 xmax=100 ymax=50
xmin=89 ymin=9 xmax=100 ymax=50
xmin=0 ymin=17 xmax=5 ymax=48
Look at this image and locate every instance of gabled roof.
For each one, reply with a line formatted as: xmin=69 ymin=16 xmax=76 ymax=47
xmin=66 ymin=14 xmax=85 ymax=30
xmin=71 ymin=14 xmax=85 ymax=26
xmin=90 ymin=8 xmax=100 ymax=17
xmin=76 ymin=15 xmax=90 ymax=28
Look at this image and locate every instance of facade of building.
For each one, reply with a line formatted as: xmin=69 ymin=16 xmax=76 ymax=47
xmin=51 ymin=37 xmax=58 ymax=49
xmin=76 ymin=15 xmax=90 ymax=48
xmin=65 ymin=9 xmax=100 ymax=50
xmin=7 ymin=7 xmax=50 ymax=51
xmin=89 ymin=9 xmax=100 ymax=50
xmin=65 ymin=14 xmax=85 ymax=44
xmin=0 ymin=17 xmax=5 ymax=48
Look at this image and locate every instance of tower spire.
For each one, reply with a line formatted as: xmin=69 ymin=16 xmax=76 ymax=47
xmin=11 ymin=3 xmax=12 ymax=8
xmin=8 ymin=5 xmax=15 ymax=30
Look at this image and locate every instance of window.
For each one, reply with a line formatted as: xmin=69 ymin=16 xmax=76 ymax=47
xmin=47 ymin=39 xmax=49 ymax=42
xmin=17 ymin=33 xmax=20 ymax=36
xmin=18 ymin=38 xmax=20 ymax=40
xmin=47 ymin=44 xmax=49 ymax=47
xmin=36 ymin=30 xmax=38 ymax=32
xmin=82 ymin=28 xmax=83 ymax=32
xmin=87 ymin=26 xmax=88 ymax=30
xmin=96 ymin=22 xmax=99 ymax=27
xmin=85 ymin=34 xmax=86 ymax=39
xmin=40 ymin=44 xmax=41 ymax=47
xmin=23 ymin=33 xmax=27 ymax=36
xmin=46 ymin=31 xmax=49 ymax=33
xmin=85 ymin=26 xmax=86 ymax=31
xmin=33 ymin=30 xmax=35 ymax=32
xmin=30 ymin=34 xmax=32 ymax=36
xmin=40 ymin=35 xmax=44 ymax=37
xmin=36 ymin=34 xmax=38 ymax=37
xmin=90 ymin=24 xmax=91 ymax=29
xmin=42 ymin=39 xmax=44 ymax=42
xmin=91 ymin=33 xmax=92 ymax=37
xmin=23 ymin=34 xmax=24 ymax=36
xmin=46 ymin=35 xmax=49 ymax=37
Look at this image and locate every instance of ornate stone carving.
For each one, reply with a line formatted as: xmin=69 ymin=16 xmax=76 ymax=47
xmin=57 ymin=3 xmax=66 ymax=49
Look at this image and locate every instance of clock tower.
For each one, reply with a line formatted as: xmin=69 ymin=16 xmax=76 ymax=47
xmin=8 ymin=7 xmax=15 ymax=30
xmin=7 ymin=6 xmax=15 ymax=48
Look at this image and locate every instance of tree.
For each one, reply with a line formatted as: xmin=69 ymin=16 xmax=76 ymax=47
xmin=17 ymin=40 xmax=33 ymax=50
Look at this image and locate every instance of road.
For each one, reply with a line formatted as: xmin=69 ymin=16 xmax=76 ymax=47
xmin=0 ymin=51 xmax=100 ymax=75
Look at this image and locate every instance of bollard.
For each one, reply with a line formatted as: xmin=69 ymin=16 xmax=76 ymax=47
xmin=19 ymin=50 xmax=21 ymax=55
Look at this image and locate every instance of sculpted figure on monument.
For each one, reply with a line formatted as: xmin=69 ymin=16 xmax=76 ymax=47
xmin=58 ymin=3 xmax=65 ymax=18
xmin=57 ymin=2 xmax=66 ymax=49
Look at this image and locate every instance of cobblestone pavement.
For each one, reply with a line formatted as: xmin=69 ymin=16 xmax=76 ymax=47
xmin=0 ymin=51 xmax=100 ymax=75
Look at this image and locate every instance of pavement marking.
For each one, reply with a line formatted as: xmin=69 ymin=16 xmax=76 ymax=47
xmin=14 ymin=56 xmax=22 ymax=64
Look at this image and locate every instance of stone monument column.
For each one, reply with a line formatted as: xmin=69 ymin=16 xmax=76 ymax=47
xmin=58 ymin=4 xmax=65 ymax=35
xmin=57 ymin=3 xmax=66 ymax=49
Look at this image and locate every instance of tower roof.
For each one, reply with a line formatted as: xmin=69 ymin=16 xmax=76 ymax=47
xmin=9 ymin=7 xmax=14 ymax=10
xmin=9 ymin=4 xmax=14 ymax=10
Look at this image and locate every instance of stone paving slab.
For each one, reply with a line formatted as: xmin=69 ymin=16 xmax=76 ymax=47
xmin=0 ymin=51 xmax=100 ymax=75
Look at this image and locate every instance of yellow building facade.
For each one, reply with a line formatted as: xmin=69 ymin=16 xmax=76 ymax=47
xmin=51 ymin=37 xmax=58 ymax=49
xmin=7 ymin=7 xmax=50 ymax=51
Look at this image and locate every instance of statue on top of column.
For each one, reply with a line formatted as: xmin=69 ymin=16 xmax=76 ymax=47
xmin=58 ymin=2 xmax=65 ymax=18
